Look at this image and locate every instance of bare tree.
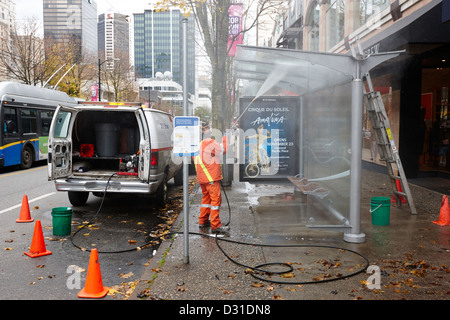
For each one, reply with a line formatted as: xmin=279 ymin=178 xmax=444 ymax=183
xmin=0 ymin=18 xmax=49 ymax=85
xmin=156 ymin=0 xmax=284 ymax=131
xmin=44 ymin=35 xmax=97 ymax=97
xmin=101 ymin=51 xmax=137 ymax=102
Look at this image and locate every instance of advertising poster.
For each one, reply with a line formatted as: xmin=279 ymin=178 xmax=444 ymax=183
xmin=239 ymin=96 xmax=300 ymax=182
xmin=228 ymin=3 xmax=243 ymax=57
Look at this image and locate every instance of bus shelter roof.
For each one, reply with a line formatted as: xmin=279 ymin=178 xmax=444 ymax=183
xmin=233 ymin=45 xmax=402 ymax=96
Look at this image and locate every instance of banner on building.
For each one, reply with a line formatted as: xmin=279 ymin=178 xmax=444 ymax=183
xmin=228 ymin=3 xmax=243 ymax=57
xmin=90 ymin=85 xmax=98 ymax=101
xmin=238 ymin=96 xmax=300 ymax=182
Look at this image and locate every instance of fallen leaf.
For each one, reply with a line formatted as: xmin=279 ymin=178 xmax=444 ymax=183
xmin=119 ymin=272 xmax=134 ymax=279
xmin=280 ymin=272 xmax=295 ymax=279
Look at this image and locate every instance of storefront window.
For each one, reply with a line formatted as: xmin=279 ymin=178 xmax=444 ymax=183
xmin=326 ymin=0 xmax=345 ymax=50
xmin=354 ymin=0 xmax=389 ymax=30
xmin=306 ymin=2 xmax=320 ymax=51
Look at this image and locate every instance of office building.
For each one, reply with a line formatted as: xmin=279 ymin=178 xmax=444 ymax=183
xmin=0 ymin=0 xmax=15 ymax=41
xmin=0 ymin=0 xmax=15 ymax=80
xmin=43 ymin=0 xmax=98 ymax=58
xmin=133 ymin=8 xmax=196 ymax=95
xmin=98 ymin=12 xmax=130 ymax=68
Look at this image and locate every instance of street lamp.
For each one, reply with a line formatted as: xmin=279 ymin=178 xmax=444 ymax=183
xmin=98 ymin=58 xmax=119 ymax=102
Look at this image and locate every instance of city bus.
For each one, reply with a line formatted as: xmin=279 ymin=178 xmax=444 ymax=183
xmin=0 ymin=82 xmax=77 ymax=169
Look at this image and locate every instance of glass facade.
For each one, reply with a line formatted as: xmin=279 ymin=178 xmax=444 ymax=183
xmin=354 ymin=0 xmax=389 ymax=30
xmin=325 ymin=0 xmax=345 ymax=51
xmin=134 ymin=9 xmax=196 ymax=95
xmin=305 ymin=2 xmax=320 ymax=52
xmin=43 ymin=0 xmax=98 ymax=58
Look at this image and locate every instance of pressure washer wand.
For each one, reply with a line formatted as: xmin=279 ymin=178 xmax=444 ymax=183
xmin=234 ymin=97 xmax=257 ymax=123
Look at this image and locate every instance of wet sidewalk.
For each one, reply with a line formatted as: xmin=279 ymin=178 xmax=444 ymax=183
xmin=131 ymin=166 xmax=450 ymax=303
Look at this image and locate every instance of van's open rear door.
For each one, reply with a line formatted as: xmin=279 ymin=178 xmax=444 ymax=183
xmin=136 ymin=108 xmax=151 ymax=183
xmin=47 ymin=105 xmax=79 ymax=181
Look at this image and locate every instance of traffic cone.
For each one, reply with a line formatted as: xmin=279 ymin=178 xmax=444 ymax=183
xmin=433 ymin=195 xmax=450 ymax=226
xmin=16 ymin=195 xmax=34 ymax=223
xmin=391 ymin=180 xmax=407 ymax=203
xmin=78 ymin=249 xmax=109 ymax=298
xmin=24 ymin=220 xmax=52 ymax=258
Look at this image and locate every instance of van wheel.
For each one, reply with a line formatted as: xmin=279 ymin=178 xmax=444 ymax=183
xmin=20 ymin=146 xmax=33 ymax=169
xmin=68 ymin=191 xmax=89 ymax=206
xmin=155 ymin=173 xmax=168 ymax=206
xmin=174 ymin=168 xmax=183 ymax=186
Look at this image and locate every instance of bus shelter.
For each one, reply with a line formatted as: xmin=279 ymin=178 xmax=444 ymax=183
xmin=233 ymin=42 xmax=401 ymax=243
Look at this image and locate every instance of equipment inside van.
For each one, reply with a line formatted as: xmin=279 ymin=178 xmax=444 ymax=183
xmin=48 ymin=102 xmax=182 ymax=206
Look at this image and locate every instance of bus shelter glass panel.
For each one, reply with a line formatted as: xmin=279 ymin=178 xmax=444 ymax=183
xmin=234 ymin=46 xmax=353 ymax=228
xmin=302 ymin=82 xmax=352 ymax=226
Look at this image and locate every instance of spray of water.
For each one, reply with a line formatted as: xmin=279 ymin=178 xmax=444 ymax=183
xmin=235 ymin=64 xmax=291 ymax=122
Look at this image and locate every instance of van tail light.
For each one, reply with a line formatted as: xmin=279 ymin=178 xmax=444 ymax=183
xmin=151 ymin=152 xmax=158 ymax=168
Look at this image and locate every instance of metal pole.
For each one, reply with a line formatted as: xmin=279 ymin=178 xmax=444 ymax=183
xmin=344 ymin=61 xmax=366 ymax=244
xmin=299 ymin=96 xmax=304 ymax=178
xmin=98 ymin=59 xmax=101 ymax=102
xmin=182 ymin=18 xmax=189 ymax=264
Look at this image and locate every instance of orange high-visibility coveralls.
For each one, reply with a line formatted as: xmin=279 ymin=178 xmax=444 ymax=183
xmin=193 ymin=136 xmax=228 ymax=230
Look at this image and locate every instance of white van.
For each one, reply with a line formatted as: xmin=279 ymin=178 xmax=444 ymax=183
xmin=47 ymin=102 xmax=182 ymax=206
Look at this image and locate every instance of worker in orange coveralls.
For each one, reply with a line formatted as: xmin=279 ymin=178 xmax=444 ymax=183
xmin=193 ymin=121 xmax=229 ymax=233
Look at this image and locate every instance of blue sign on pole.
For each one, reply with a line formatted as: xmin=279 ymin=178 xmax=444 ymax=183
xmin=173 ymin=116 xmax=200 ymax=157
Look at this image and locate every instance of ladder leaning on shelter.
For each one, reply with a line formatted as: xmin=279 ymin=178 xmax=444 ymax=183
xmin=363 ymin=72 xmax=417 ymax=215
xmin=347 ymin=37 xmax=417 ymax=215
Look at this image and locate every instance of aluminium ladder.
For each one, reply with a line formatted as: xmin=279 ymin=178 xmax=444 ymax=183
xmin=363 ymin=73 xmax=417 ymax=214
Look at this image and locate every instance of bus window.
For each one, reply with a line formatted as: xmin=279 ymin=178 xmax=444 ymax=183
xmin=3 ymin=107 xmax=18 ymax=135
xmin=54 ymin=110 xmax=72 ymax=138
xmin=20 ymin=109 xmax=37 ymax=134
xmin=39 ymin=110 xmax=53 ymax=136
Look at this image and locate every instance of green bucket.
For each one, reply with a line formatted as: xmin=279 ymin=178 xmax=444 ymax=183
xmin=51 ymin=207 xmax=73 ymax=236
xmin=370 ymin=197 xmax=391 ymax=226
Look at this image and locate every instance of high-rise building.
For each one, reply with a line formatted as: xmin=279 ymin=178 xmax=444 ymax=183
xmin=0 ymin=0 xmax=15 ymax=41
xmin=133 ymin=8 xmax=195 ymax=95
xmin=0 ymin=0 xmax=15 ymax=81
xmin=43 ymin=0 xmax=98 ymax=58
xmin=98 ymin=12 xmax=130 ymax=68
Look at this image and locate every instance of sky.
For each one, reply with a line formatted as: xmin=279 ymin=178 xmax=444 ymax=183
xmin=14 ymin=0 xmax=158 ymax=23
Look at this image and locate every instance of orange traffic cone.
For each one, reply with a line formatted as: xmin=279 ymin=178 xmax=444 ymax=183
xmin=24 ymin=220 xmax=52 ymax=258
xmin=433 ymin=195 xmax=450 ymax=226
xmin=391 ymin=180 xmax=407 ymax=204
xmin=16 ymin=195 xmax=34 ymax=223
xmin=78 ymin=249 xmax=109 ymax=298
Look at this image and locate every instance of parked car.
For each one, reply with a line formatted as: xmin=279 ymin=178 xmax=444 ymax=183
xmin=47 ymin=102 xmax=182 ymax=206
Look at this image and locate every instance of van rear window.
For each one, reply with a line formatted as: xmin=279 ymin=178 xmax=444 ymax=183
xmin=54 ymin=111 xmax=72 ymax=138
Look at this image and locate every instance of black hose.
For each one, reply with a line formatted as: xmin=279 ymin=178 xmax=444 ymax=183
xmin=70 ymin=173 xmax=141 ymax=254
xmin=70 ymin=175 xmax=369 ymax=285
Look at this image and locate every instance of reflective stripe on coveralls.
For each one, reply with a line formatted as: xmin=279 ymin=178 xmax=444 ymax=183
xmin=194 ymin=155 xmax=214 ymax=183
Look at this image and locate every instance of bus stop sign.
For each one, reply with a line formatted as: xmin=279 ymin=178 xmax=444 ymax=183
xmin=173 ymin=116 xmax=200 ymax=157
